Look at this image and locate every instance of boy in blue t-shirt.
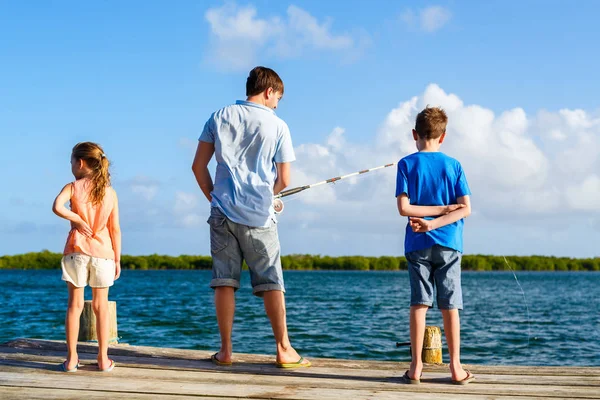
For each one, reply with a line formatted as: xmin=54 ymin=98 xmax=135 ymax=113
xmin=396 ymin=106 xmax=475 ymax=385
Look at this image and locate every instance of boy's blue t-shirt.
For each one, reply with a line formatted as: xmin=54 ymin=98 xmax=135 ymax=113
xmin=395 ymin=152 xmax=471 ymax=254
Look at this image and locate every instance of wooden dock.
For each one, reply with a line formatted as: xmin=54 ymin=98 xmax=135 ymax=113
xmin=1 ymin=339 xmax=599 ymax=399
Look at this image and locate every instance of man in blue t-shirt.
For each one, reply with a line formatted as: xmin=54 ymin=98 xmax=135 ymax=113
xmin=396 ymin=106 xmax=474 ymax=385
xmin=192 ymin=66 xmax=310 ymax=369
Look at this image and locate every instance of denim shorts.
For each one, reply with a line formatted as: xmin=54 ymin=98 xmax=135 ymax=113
xmin=207 ymin=207 xmax=284 ymax=296
xmin=406 ymin=245 xmax=463 ymax=310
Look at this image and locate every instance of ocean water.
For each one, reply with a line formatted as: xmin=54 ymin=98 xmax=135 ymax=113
xmin=2 ymin=270 xmax=599 ymax=366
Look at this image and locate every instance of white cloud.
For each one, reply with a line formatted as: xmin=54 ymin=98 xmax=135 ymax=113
xmin=204 ymin=3 xmax=364 ymax=70
xmin=173 ymin=191 xmax=204 ymax=227
xmin=128 ymin=176 xmax=160 ymax=201
xmin=401 ymin=6 xmax=452 ymax=33
xmin=278 ymin=84 xmax=599 ymax=256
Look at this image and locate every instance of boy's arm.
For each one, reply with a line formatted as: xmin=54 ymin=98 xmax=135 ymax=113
xmin=107 ymin=189 xmax=122 ymax=280
xmin=409 ymin=195 xmax=471 ymax=232
xmin=52 ymin=183 xmax=93 ymax=237
xmin=192 ymin=141 xmax=215 ymax=202
xmin=273 ymin=162 xmax=291 ymax=195
xmin=397 ymin=194 xmax=465 ymax=217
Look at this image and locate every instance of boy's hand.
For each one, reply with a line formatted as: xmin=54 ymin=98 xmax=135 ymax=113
xmin=409 ymin=217 xmax=433 ymax=233
xmin=114 ymin=261 xmax=121 ymax=280
xmin=72 ymin=216 xmax=93 ymax=237
xmin=444 ymin=204 xmax=466 ymax=214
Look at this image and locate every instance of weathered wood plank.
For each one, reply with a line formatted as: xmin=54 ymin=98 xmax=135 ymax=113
xmin=0 ymin=387 xmax=225 ymax=400
xmin=1 ymin=351 xmax=599 ymax=387
xmin=1 ymin=339 xmax=599 ymax=400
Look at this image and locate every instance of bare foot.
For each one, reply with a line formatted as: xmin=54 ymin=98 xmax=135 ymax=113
xmin=450 ymin=364 xmax=469 ymax=381
xmin=65 ymin=355 xmax=79 ymax=370
xmin=213 ymin=350 xmax=232 ymax=364
xmin=97 ymin=356 xmax=112 ymax=370
xmin=276 ymin=346 xmax=310 ymax=366
xmin=407 ymin=362 xmax=423 ymax=381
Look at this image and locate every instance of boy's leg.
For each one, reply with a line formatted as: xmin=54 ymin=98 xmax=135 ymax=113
xmin=406 ymin=248 xmax=435 ymax=379
xmin=65 ymin=282 xmax=84 ymax=370
xmin=208 ymin=207 xmax=243 ymax=363
xmin=242 ymin=222 xmax=309 ymax=366
xmin=91 ymin=287 xmax=111 ymax=369
xmin=441 ymin=308 xmax=469 ymax=381
xmin=433 ymin=246 xmax=470 ymax=381
xmin=409 ymin=304 xmax=428 ymax=379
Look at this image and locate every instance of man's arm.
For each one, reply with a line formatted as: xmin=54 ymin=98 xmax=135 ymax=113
xmin=409 ymin=195 xmax=471 ymax=232
xmin=191 ymin=141 xmax=215 ymax=202
xmin=273 ymin=162 xmax=291 ymax=195
xmin=397 ymin=194 xmax=465 ymax=217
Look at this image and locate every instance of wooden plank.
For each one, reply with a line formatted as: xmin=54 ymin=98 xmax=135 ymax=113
xmin=1 ymin=339 xmax=600 ymax=399
xmin=1 ymin=361 xmax=600 ymax=399
xmin=0 ymin=387 xmax=225 ymax=400
xmin=4 ymin=339 xmax=600 ymax=376
xmin=1 ymin=351 xmax=599 ymax=388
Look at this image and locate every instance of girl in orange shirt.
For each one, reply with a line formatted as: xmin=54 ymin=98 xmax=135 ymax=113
xmin=52 ymin=142 xmax=121 ymax=372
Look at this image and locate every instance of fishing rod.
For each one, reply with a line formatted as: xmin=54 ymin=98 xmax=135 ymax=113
xmin=273 ymin=163 xmax=396 ymax=213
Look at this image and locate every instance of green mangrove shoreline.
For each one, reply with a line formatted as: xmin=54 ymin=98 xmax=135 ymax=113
xmin=1 ymin=251 xmax=599 ymax=271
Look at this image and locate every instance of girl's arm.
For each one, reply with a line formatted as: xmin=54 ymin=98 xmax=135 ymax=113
xmin=52 ymin=183 xmax=93 ymax=237
xmin=108 ymin=189 xmax=122 ymax=280
xmin=397 ymin=194 xmax=465 ymax=217
xmin=409 ymin=195 xmax=471 ymax=232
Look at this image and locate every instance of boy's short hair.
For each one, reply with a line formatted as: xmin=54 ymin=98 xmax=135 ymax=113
xmin=415 ymin=106 xmax=448 ymax=140
xmin=246 ymin=66 xmax=284 ymax=97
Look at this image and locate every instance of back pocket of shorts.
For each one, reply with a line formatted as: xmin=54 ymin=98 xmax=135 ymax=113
xmin=249 ymin=225 xmax=279 ymax=257
xmin=207 ymin=216 xmax=229 ymax=254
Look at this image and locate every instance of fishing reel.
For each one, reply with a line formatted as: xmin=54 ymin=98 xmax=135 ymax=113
xmin=273 ymin=198 xmax=284 ymax=214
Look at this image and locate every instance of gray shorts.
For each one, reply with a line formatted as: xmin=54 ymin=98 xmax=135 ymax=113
xmin=406 ymin=245 xmax=463 ymax=310
xmin=207 ymin=207 xmax=284 ymax=296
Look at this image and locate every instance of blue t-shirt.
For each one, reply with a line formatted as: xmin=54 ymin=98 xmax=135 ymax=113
xmin=199 ymin=100 xmax=296 ymax=227
xmin=395 ymin=152 xmax=471 ymax=254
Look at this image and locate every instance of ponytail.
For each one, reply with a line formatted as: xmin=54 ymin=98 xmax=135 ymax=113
xmin=71 ymin=142 xmax=111 ymax=205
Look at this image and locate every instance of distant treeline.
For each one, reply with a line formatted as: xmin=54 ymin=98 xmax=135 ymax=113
xmin=1 ymin=251 xmax=599 ymax=271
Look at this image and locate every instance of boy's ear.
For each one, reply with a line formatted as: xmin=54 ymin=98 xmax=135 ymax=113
xmin=265 ymin=87 xmax=274 ymax=98
xmin=439 ymin=132 xmax=446 ymax=144
xmin=412 ymin=129 xmax=419 ymax=141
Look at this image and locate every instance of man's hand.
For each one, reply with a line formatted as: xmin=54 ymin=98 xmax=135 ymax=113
xmin=444 ymin=204 xmax=466 ymax=214
xmin=114 ymin=261 xmax=121 ymax=280
xmin=72 ymin=216 xmax=93 ymax=237
xmin=409 ymin=217 xmax=433 ymax=233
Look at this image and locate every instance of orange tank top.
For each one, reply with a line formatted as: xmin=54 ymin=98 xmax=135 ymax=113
xmin=63 ymin=178 xmax=115 ymax=259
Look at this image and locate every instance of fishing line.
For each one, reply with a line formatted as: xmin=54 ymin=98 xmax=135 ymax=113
xmin=503 ymin=256 xmax=532 ymax=347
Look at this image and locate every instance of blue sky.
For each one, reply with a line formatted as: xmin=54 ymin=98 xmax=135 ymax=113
xmin=1 ymin=1 xmax=598 ymax=258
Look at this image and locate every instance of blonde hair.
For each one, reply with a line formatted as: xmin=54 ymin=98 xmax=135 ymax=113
xmin=71 ymin=142 xmax=111 ymax=205
xmin=415 ymin=106 xmax=448 ymax=140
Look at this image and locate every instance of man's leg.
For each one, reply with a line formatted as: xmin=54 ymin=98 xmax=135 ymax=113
xmin=263 ymin=290 xmax=309 ymax=365
xmin=408 ymin=305 xmax=428 ymax=380
xmin=207 ymin=208 xmax=242 ymax=364
xmin=214 ymin=286 xmax=235 ymax=363
xmin=441 ymin=308 xmax=469 ymax=381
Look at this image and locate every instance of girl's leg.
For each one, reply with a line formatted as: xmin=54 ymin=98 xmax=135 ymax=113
xmin=91 ymin=287 xmax=110 ymax=369
xmin=65 ymin=283 xmax=85 ymax=369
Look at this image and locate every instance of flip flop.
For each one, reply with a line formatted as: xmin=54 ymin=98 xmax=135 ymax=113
xmin=452 ymin=369 xmax=475 ymax=385
xmin=98 ymin=359 xmax=115 ymax=372
xmin=401 ymin=370 xmax=421 ymax=384
xmin=276 ymin=357 xmax=311 ymax=369
xmin=211 ymin=353 xmax=232 ymax=366
xmin=61 ymin=359 xmax=80 ymax=373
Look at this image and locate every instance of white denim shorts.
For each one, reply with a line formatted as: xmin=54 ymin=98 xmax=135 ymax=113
xmin=61 ymin=253 xmax=116 ymax=288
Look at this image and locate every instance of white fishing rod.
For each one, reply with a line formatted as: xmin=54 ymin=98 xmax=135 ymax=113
xmin=273 ymin=163 xmax=396 ymax=213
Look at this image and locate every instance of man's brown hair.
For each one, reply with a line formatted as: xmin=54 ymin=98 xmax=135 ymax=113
xmin=246 ymin=66 xmax=284 ymax=97
xmin=414 ymin=106 xmax=448 ymax=140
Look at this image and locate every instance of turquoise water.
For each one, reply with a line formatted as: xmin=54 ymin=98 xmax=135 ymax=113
xmin=2 ymin=270 xmax=599 ymax=366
